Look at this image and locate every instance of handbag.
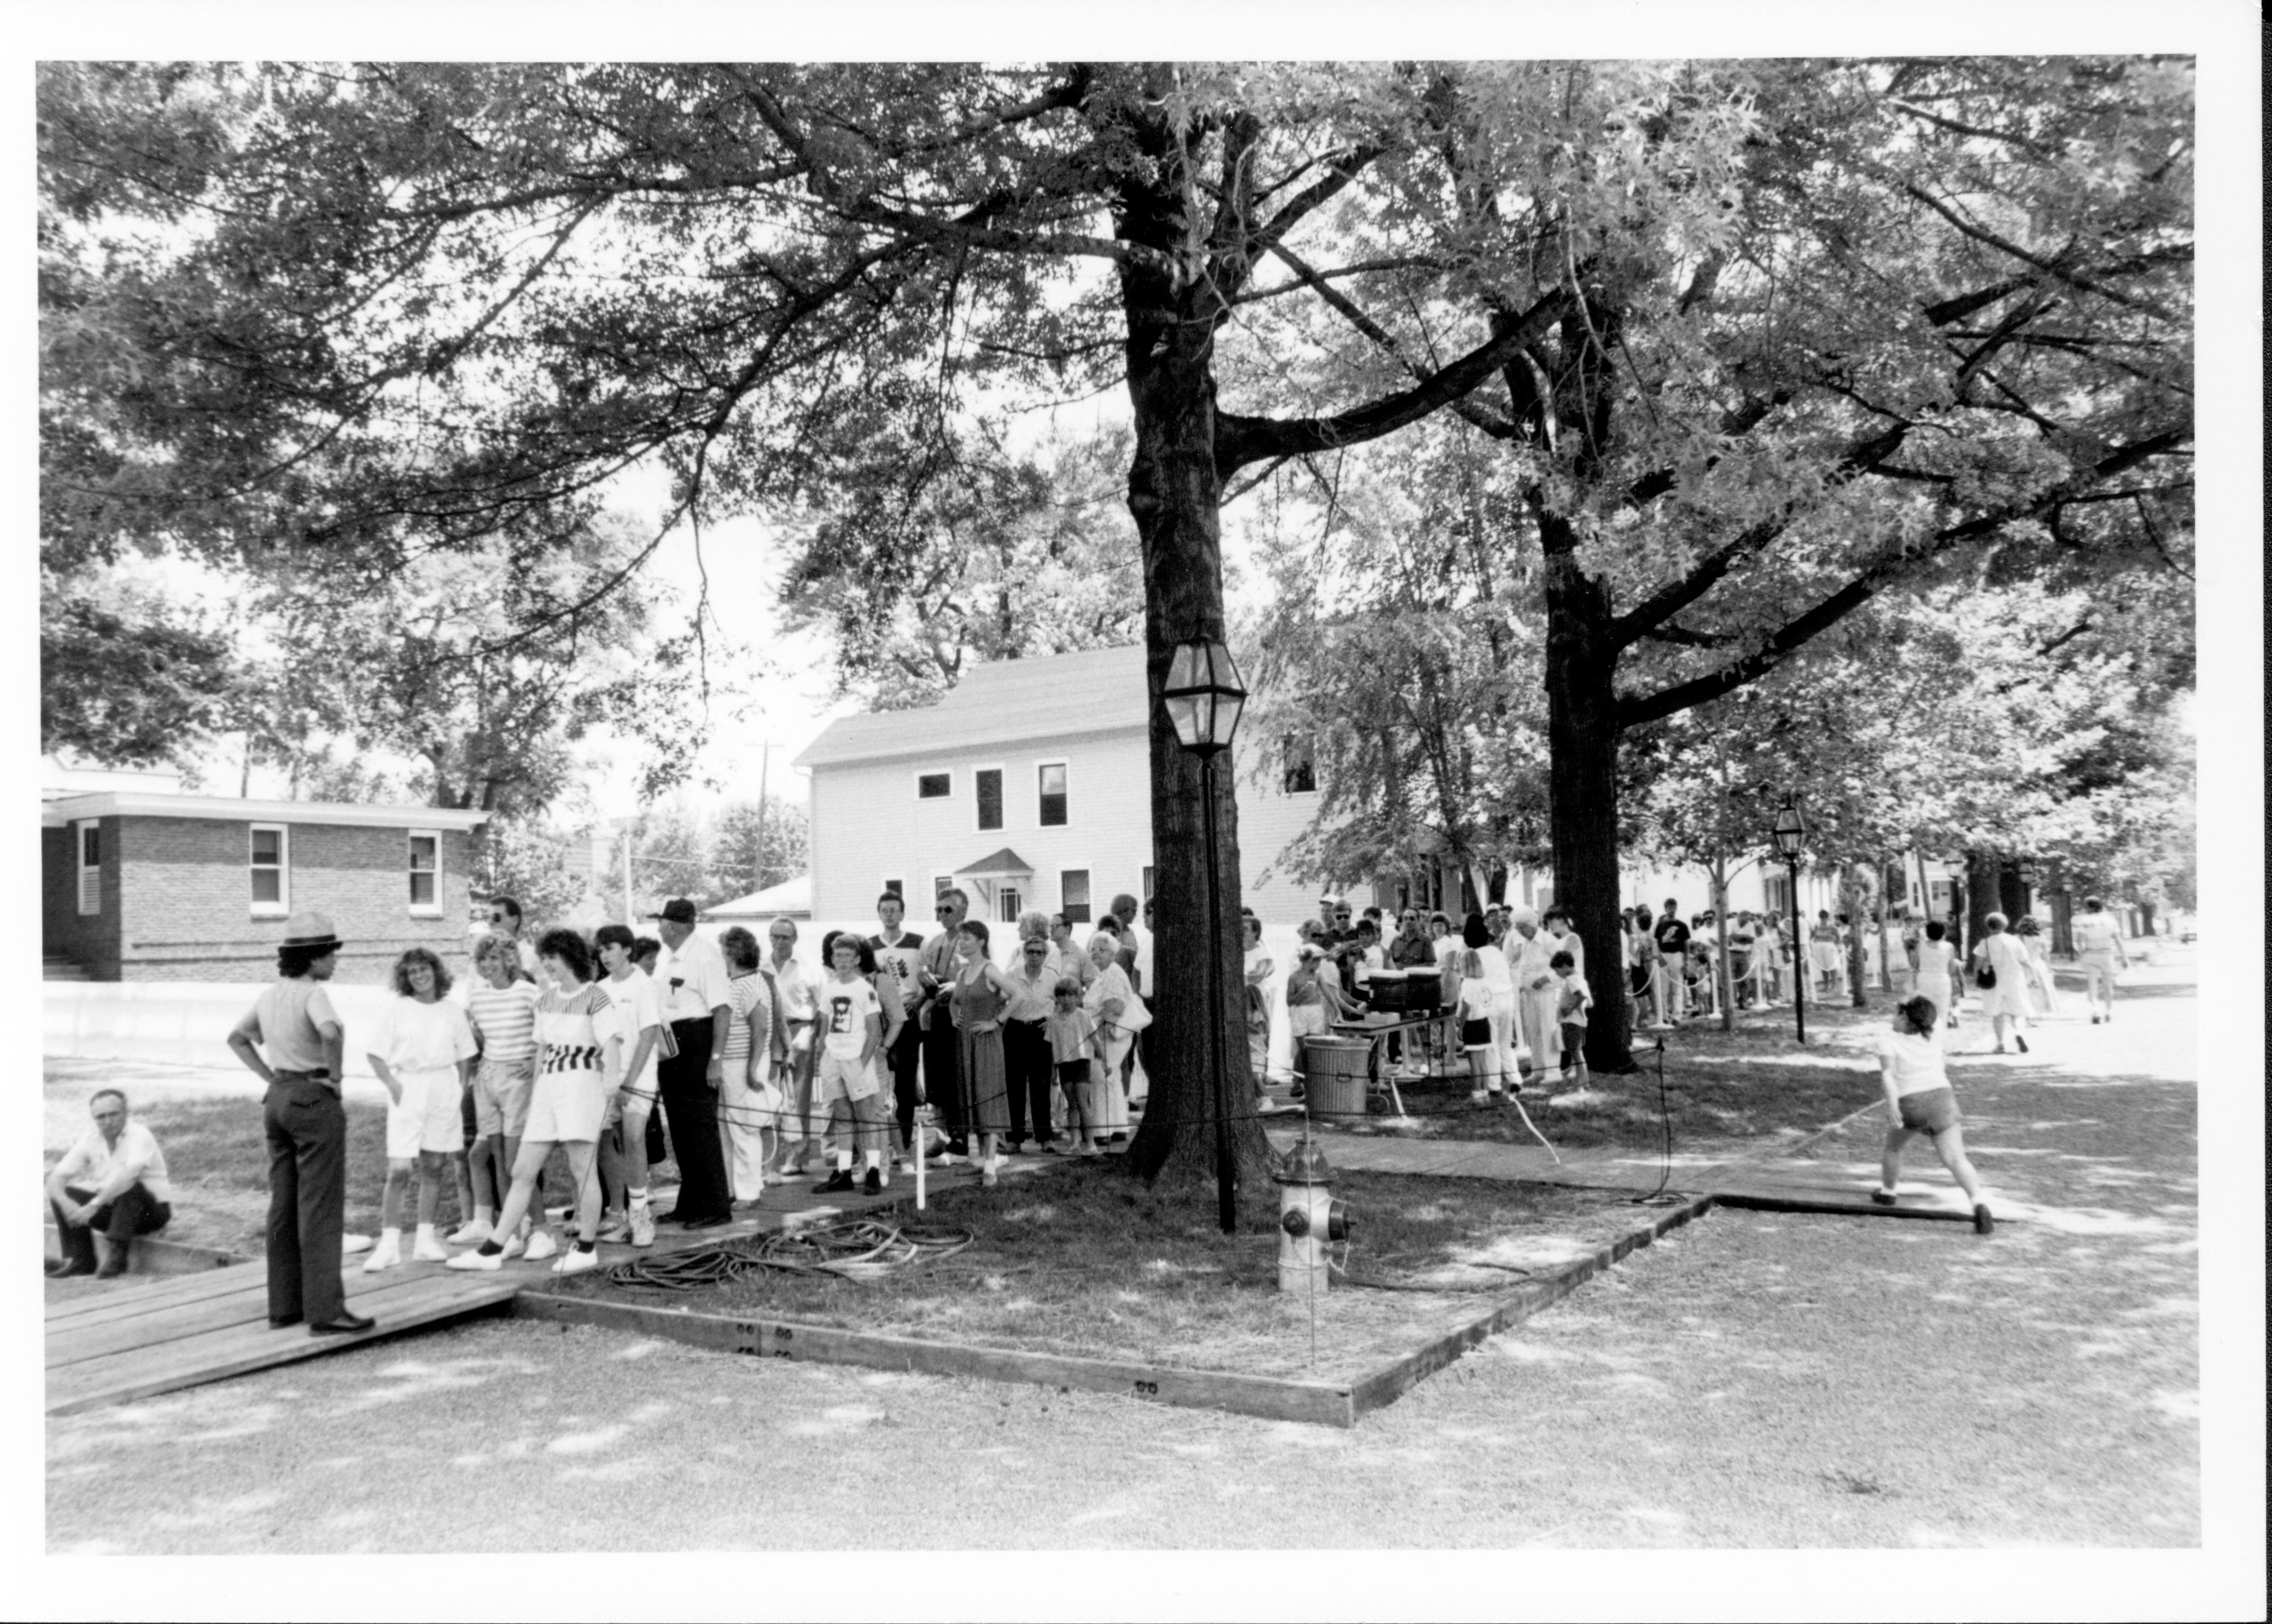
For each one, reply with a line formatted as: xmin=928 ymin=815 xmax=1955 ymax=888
xmin=1114 ymin=988 xmax=1154 ymax=1032
xmin=1974 ymin=957 xmax=1997 ymax=990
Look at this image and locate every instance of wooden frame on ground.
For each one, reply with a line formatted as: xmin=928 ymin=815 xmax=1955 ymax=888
xmin=515 ymin=1192 xmax=1717 ymax=1428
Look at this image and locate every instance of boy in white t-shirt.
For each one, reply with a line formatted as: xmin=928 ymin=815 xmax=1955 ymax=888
xmin=1551 ymin=950 xmax=1591 ymax=1086
xmin=813 ymin=935 xmax=889 ymax=1196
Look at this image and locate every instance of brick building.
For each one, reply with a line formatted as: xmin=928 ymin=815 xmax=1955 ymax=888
xmin=41 ymin=791 xmax=491 ymax=983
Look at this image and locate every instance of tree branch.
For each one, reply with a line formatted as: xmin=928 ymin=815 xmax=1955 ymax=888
xmin=1902 ymin=183 xmax=2177 ymax=322
xmin=1215 ymin=291 xmax=1566 ymax=472
xmin=1616 ymin=426 xmax=2193 ymax=727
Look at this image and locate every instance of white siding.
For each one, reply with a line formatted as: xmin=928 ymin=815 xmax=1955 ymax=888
xmin=808 ymin=728 xmax=1157 ymax=924
xmin=810 ymin=725 xmax=1379 ymax=928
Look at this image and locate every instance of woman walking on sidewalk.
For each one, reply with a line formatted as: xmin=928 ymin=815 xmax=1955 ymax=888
xmin=1873 ymin=995 xmax=1994 ymax=1234
xmin=1969 ymin=913 xmax=2035 ymax=1055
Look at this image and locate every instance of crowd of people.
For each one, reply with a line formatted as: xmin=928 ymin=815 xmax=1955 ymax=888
xmin=54 ymin=883 xmax=2133 ymax=1311
xmin=205 ymin=889 xmax=1167 ymax=1333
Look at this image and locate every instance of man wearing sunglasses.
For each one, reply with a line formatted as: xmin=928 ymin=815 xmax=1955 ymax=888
xmin=482 ymin=895 xmax=539 ymax=982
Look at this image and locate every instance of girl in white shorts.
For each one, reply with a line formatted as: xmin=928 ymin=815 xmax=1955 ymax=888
xmin=363 ymin=948 xmax=478 ymax=1272
xmin=450 ymin=929 xmax=611 ymax=1276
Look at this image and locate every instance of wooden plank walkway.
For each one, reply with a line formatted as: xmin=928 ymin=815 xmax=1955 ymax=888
xmin=1276 ymin=1131 xmax=1998 ymax=1224
xmin=45 ymin=1157 xmax=1018 ymax=1418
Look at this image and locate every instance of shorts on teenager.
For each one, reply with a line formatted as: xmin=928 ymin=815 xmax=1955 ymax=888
xmin=601 ymin=1074 xmax=659 ymax=1131
xmin=473 ymin=1058 xmax=536 ymax=1140
xmin=816 ymin=1048 xmax=879 ymax=1105
xmin=386 ymin=1067 xmax=466 ymax=1159
xmin=1897 ymin=1086 xmax=1960 ymax=1135
xmin=1460 ymin=1017 xmax=1492 ymax=1047
xmin=523 ymin=1067 xmax=606 ymax=1145
xmin=1559 ymin=1021 xmax=1586 ymax=1064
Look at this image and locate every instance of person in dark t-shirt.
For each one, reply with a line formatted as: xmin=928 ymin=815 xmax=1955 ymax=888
xmin=1652 ymin=902 xmax=1692 ymax=1021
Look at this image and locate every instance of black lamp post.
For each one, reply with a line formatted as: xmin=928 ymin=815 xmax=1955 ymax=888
xmin=1770 ymin=798 xmax=1807 ymax=1047
xmin=1163 ymin=636 xmax=1248 ymax=1235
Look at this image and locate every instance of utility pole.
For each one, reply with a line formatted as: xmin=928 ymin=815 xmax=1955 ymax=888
xmin=621 ymin=816 xmax=635 ymax=924
xmin=752 ymin=738 xmax=770 ymax=892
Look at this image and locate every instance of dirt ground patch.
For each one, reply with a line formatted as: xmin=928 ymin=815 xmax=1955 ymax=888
xmin=534 ymin=1164 xmax=1661 ymax=1382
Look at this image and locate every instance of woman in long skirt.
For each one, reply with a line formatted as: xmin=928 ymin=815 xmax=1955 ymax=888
xmin=1969 ymin=912 xmax=2036 ymax=1055
xmin=1912 ymin=920 xmax=1961 ymax=1048
xmin=1083 ymin=932 xmax=1141 ymax=1141
xmin=2014 ymin=914 xmax=2058 ymax=1020
xmin=949 ymin=921 xmax=1015 ymax=1184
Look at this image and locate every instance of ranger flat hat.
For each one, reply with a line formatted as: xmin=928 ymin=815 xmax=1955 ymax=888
xmin=280 ymin=910 xmax=342 ymax=953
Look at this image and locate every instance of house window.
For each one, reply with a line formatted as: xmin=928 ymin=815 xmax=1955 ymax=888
xmin=916 ymin=772 xmax=951 ymax=800
xmin=881 ymin=877 xmax=904 ymax=901
xmin=75 ymin=821 xmax=100 ymax=916
xmin=1061 ymin=868 xmax=1092 ymax=925
xmin=408 ymin=830 xmax=441 ymax=914
xmin=1282 ymin=733 xmax=1317 ymax=794
xmin=1037 ymin=762 xmax=1068 ymax=827
xmin=998 ymin=885 xmax=1021 ymax=925
xmin=1142 ymin=866 xmax=1154 ymax=902
xmin=934 ymin=875 xmax=956 ymax=901
xmin=975 ymin=768 xmax=1003 ymax=831
xmin=249 ymin=823 xmax=289 ymax=915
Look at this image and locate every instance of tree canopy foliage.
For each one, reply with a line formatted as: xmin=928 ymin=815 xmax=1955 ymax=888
xmin=38 ymin=56 xmax=2192 ymax=1142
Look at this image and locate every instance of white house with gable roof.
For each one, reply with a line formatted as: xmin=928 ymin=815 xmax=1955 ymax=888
xmin=793 ymin=645 xmax=1376 ymax=928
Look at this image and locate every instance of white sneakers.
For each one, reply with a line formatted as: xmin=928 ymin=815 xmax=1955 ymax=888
xmin=361 ymin=1232 xmax=402 ymax=1273
xmin=445 ymin=1247 xmax=501 ymax=1271
xmin=551 ymin=1247 xmax=598 ymax=1276
xmin=411 ymin=1231 xmax=450 ymax=1263
xmin=522 ymin=1230 xmax=559 ymax=1263
xmin=447 ymin=1220 xmax=492 ymax=1246
xmin=628 ymin=1206 xmax=657 ymax=1249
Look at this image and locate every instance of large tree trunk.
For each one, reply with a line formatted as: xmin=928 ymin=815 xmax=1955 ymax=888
xmin=1117 ymin=248 xmax=1271 ymax=1190
xmin=1540 ymin=506 xmax=1635 ymax=1073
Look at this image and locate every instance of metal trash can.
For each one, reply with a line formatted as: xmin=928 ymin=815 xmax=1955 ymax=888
xmin=1300 ymin=1036 xmax=1374 ymax=1122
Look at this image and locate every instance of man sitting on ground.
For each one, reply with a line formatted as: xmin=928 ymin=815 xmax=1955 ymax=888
xmin=46 ymin=1090 xmax=173 ymax=1278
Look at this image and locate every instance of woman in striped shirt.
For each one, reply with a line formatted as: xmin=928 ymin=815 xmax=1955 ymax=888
xmin=449 ymin=929 xmax=611 ymax=1276
xmin=460 ymin=933 xmax=542 ymax=1247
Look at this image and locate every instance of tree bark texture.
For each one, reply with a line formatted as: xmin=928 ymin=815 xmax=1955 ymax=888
xmin=1116 ymin=236 xmax=1272 ymax=1189
xmin=1540 ymin=506 xmax=1636 ymax=1072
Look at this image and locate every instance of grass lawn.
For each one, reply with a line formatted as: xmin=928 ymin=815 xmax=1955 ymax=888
xmin=1303 ymin=996 xmax=1901 ymax=1159
xmin=533 ymin=1161 xmax=1668 ymax=1383
xmin=40 ymin=1089 xmax=681 ymax=1258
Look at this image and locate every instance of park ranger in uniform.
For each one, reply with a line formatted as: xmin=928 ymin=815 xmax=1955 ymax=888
xmin=226 ymin=911 xmax=375 ymax=1336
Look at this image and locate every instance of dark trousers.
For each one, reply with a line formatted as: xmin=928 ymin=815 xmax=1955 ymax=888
xmin=265 ymin=1074 xmax=347 ymax=1323
xmin=51 ymin=1182 xmax=171 ymax=1269
xmin=921 ymin=1007 xmax=965 ymax=1148
xmin=658 ymin=1019 xmax=732 ymax=1222
xmin=1002 ymin=1018 xmax=1055 ymax=1145
xmin=887 ymin=1024 xmax=924 ymax=1150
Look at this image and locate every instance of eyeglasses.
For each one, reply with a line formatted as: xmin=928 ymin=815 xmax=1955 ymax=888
xmin=936 ymin=906 xmax=956 ymax=915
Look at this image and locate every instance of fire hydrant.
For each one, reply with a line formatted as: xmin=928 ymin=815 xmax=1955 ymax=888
xmin=1275 ymin=1136 xmax=1351 ymax=1295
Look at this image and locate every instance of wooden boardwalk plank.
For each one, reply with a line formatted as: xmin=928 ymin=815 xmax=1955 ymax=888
xmin=45 ymin=1262 xmax=272 ymax=1327
xmin=46 ymin=1274 xmax=524 ymax=1417
xmin=42 ymin=1162 xmax=998 ymax=1416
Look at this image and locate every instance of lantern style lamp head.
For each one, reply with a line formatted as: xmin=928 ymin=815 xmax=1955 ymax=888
xmin=1163 ymin=638 xmax=1247 ymax=758
xmin=1770 ymin=798 xmax=1806 ymax=860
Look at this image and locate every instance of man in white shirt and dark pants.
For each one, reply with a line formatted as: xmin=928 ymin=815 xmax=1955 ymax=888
xmin=649 ymin=898 xmax=735 ymax=1228
xmin=47 ymin=1090 xmax=173 ymax=1277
